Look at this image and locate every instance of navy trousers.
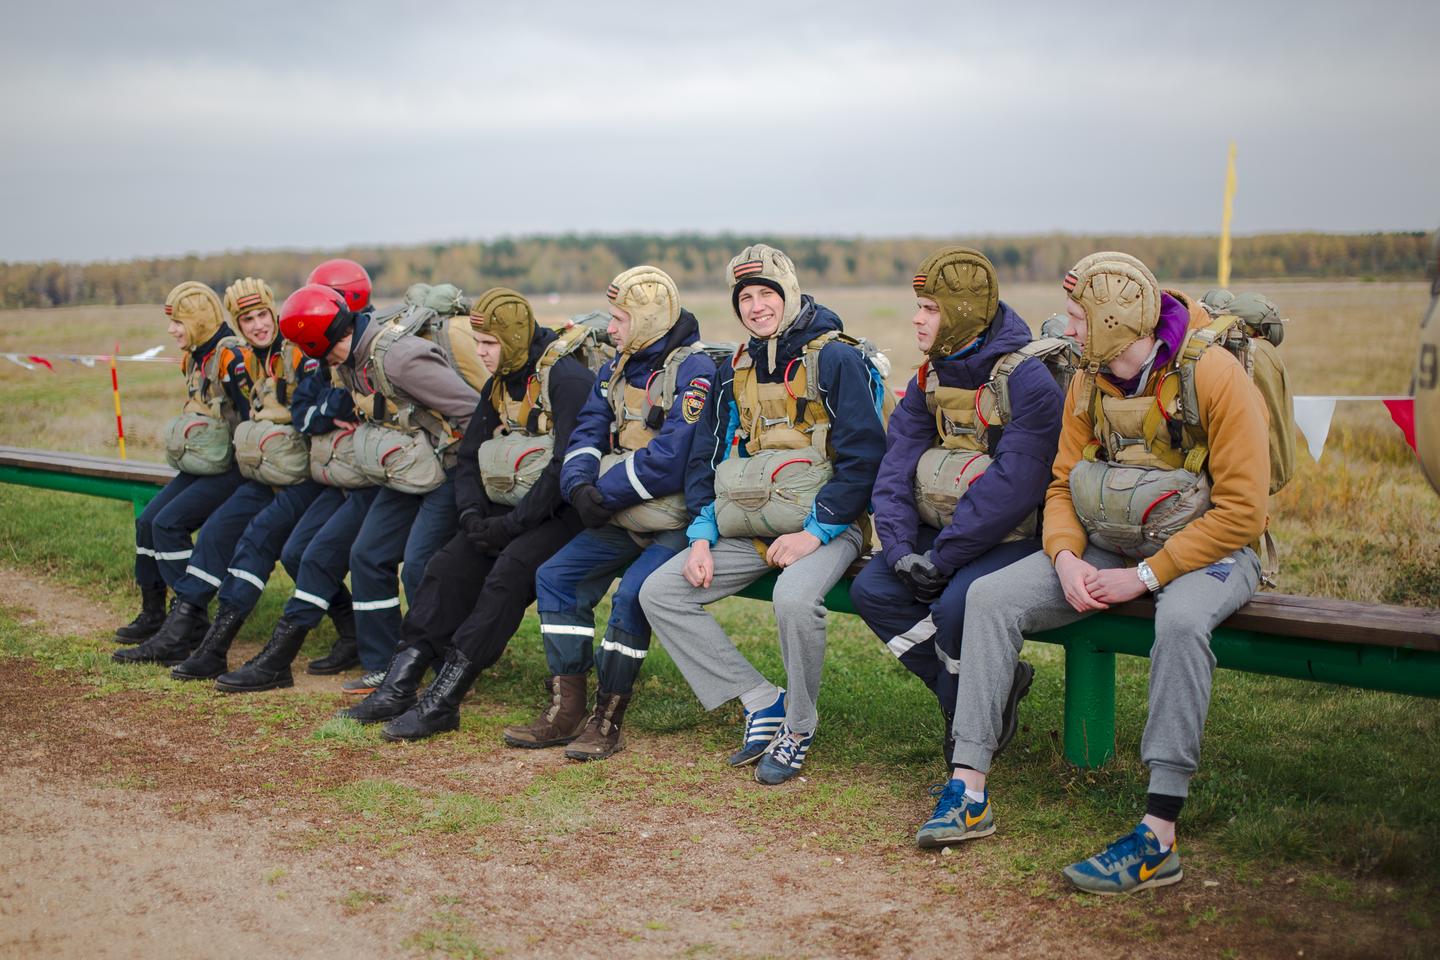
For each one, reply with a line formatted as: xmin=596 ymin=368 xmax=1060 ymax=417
xmin=347 ymin=479 xmax=457 ymax=672
xmin=282 ymin=487 xmax=376 ymax=631
xmin=134 ymin=467 xmax=245 ymax=591
xmin=214 ymin=480 xmax=327 ymax=614
xmin=534 ymin=524 xmax=687 ymax=695
xmin=171 ymin=480 xmax=275 ymax=607
xmin=850 ymin=529 xmax=1042 ymax=719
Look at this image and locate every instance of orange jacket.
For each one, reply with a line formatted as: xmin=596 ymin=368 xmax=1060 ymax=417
xmin=1042 ymin=291 xmax=1270 ymax=586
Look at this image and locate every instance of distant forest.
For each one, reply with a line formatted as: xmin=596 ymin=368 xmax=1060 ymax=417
xmin=1 ymin=231 xmax=1432 ymax=309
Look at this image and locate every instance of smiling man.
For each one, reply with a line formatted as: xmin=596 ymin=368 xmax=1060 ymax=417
xmin=640 ymin=243 xmax=886 ymax=785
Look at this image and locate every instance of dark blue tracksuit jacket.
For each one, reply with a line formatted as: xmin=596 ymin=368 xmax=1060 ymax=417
xmin=872 ymin=302 xmax=1062 ymax=575
xmin=685 ymin=296 xmax=887 ymax=544
xmin=560 ymin=310 xmax=716 ymax=511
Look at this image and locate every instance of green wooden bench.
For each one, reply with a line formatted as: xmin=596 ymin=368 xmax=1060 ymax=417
xmin=4 ymin=445 xmax=1438 ymax=769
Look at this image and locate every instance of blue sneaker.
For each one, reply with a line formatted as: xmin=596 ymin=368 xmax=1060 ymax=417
xmin=915 ymin=779 xmax=995 ymax=848
xmin=754 ymin=725 xmax=812 ymax=785
xmin=727 ymin=688 xmax=786 ymax=766
xmin=1063 ymin=824 xmax=1183 ymax=895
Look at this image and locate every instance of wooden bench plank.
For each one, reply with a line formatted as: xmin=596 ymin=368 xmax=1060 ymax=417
xmin=0 ymin=446 xmax=175 ymax=485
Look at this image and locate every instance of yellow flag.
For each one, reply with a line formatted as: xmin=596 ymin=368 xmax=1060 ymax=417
xmin=1218 ymin=142 xmax=1237 ymax=287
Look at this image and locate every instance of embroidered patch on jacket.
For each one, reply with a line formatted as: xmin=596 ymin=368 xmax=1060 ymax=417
xmin=681 ymin=378 xmax=710 ymax=423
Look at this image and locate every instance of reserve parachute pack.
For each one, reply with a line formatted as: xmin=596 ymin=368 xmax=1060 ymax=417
xmin=351 ymin=291 xmax=488 ymax=494
xmin=713 ymin=330 xmax=893 ymax=539
xmin=163 ymin=335 xmax=248 ymax=476
xmin=478 ymin=312 xmax=617 ymax=507
xmin=1069 ymin=290 xmax=1294 ymax=572
xmin=912 ymin=335 xmax=1076 ymax=533
xmin=308 ymin=364 xmax=374 ymax=489
xmin=233 ymin=343 xmax=311 ymax=486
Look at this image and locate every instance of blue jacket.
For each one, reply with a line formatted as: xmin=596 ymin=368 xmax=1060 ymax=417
xmin=290 ymin=307 xmax=370 ymax=435
xmin=873 ymin=302 xmax=1062 ymax=575
xmin=560 ymin=309 xmax=716 ymax=511
xmin=189 ymin=324 xmax=252 ymax=421
xmin=685 ymin=296 xmax=886 ymax=545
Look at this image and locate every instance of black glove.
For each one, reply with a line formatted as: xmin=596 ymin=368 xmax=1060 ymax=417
xmin=570 ymin=484 xmax=614 ymax=530
xmin=895 ymin=552 xmax=948 ymax=604
xmin=461 ymin=512 xmax=510 ymax=555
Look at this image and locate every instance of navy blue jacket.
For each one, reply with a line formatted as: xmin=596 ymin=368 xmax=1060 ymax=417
xmin=873 ymin=302 xmax=1062 ymax=574
xmin=560 ymin=309 xmax=716 ymax=511
xmin=686 ymin=296 xmax=886 ymax=544
xmin=189 ymin=323 xmax=252 ymax=421
xmin=290 ymin=307 xmax=371 ymax=435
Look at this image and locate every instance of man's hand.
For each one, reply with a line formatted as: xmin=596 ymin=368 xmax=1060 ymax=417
xmin=766 ymin=531 xmax=822 ymax=568
xmin=1085 ymin=566 xmax=1148 ymax=605
xmin=570 ymin=484 xmax=613 ymax=529
xmin=894 ymin=552 xmax=948 ymax=603
xmin=1054 ymin=550 xmax=1110 ymax=612
xmin=683 ymin=540 xmax=714 ymax=588
xmin=461 ymin=513 xmax=506 ymax=555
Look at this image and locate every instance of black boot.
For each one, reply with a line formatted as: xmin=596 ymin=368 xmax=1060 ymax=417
xmin=994 ymin=660 xmax=1035 ymax=757
xmin=307 ymin=596 xmax=359 ymax=675
xmin=380 ymin=649 xmax=480 ymax=742
xmin=114 ymin=587 xmax=168 ymax=644
xmin=215 ymin=619 xmax=308 ymax=693
xmin=336 ymin=646 xmax=431 ymax=724
xmin=112 ymin=600 xmax=208 ymax=665
xmin=171 ymin=605 xmax=246 ymax=681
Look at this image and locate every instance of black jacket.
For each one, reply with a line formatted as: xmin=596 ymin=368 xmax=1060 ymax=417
xmin=454 ymin=326 xmax=596 ymax=531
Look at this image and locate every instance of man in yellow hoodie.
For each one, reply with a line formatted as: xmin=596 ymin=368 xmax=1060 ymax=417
xmin=924 ymin=252 xmax=1269 ymax=895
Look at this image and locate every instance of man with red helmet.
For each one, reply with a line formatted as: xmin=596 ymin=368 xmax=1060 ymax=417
xmin=220 ymin=278 xmax=482 ymax=694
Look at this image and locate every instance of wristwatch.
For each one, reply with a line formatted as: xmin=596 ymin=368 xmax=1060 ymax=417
xmin=1136 ymin=560 xmax=1161 ymax=594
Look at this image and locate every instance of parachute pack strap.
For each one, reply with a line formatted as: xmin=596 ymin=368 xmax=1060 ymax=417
xmin=1088 ymin=384 xmax=1107 ymax=455
xmin=987 ymin=350 xmax=1031 ymax=426
xmin=1081 ymin=441 xmax=1102 ymax=461
xmin=659 ymin=344 xmax=698 ymax=411
xmin=1259 ymin=527 xmax=1281 ymax=589
xmin=1176 ymin=316 xmax=1239 ymax=427
xmin=366 ymin=327 xmax=400 ymax=403
xmin=736 ymin=359 xmax=765 ymax=441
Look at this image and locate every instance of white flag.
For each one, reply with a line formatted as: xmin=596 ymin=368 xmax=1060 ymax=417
xmin=1292 ymin=396 xmax=1337 ymax=462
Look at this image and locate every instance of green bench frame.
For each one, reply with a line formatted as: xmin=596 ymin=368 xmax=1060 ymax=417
xmin=4 ymin=445 xmax=1438 ymax=769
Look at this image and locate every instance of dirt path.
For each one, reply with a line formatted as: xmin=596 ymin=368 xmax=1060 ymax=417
xmin=0 ymin=568 xmax=1428 ymax=959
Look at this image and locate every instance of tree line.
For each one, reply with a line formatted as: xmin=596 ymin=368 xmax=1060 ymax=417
xmin=1 ymin=231 xmax=1431 ymax=309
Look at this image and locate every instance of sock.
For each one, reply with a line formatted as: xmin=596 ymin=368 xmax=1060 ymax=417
xmin=740 ymin=682 xmax=781 ymax=714
xmin=964 ymin=787 xmax=986 ymax=804
xmin=1146 ymin=792 xmax=1184 ymax=825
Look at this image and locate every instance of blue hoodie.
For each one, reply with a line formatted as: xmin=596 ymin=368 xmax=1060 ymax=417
xmin=685 ymin=296 xmax=887 ymax=545
xmin=873 ymin=302 xmax=1062 ymax=575
xmin=560 ymin=309 xmax=716 ymax=511
xmin=289 ymin=307 xmax=370 ymax=435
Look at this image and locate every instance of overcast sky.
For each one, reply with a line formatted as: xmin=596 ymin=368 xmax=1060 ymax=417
xmin=0 ymin=0 xmax=1434 ymax=263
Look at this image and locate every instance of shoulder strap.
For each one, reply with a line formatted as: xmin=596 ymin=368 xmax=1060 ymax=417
xmin=1176 ymin=315 xmax=1241 ymax=427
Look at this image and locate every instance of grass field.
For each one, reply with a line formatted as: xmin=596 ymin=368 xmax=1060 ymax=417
xmin=1 ymin=281 xmax=1438 ymax=958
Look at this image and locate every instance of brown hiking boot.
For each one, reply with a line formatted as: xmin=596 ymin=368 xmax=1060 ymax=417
xmin=502 ymin=674 xmax=589 ymax=749
xmin=564 ymin=691 xmax=631 ymax=762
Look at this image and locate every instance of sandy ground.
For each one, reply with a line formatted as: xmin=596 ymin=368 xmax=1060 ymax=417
xmin=0 ymin=567 xmax=1431 ymax=960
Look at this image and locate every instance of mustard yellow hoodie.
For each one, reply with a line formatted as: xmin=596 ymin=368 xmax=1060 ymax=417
xmin=1042 ymin=291 xmax=1270 ymax=586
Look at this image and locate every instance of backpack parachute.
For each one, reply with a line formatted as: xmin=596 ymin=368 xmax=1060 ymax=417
xmin=1195 ymin=290 xmax=1297 ymax=494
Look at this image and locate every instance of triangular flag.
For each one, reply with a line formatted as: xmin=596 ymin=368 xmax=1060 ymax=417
xmin=1382 ymin=398 xmax=1417 ymax=452
xmin=1292 ymin=396 xmax=1337 ymax=462
xmin=135 ymin=346 xmax=164 ymax=359
xmin=26 ymin=355 xmax=53 ymax=370
xmin=3 ymin=353 xmax=35 ymax=370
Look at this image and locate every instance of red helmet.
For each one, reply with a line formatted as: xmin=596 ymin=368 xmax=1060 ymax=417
xmin=306 ymin=258 xmax=372 ymax=312
xmin=279 ymin=284 xmax=354 ymax=359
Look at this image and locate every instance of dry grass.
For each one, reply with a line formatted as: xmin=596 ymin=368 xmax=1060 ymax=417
xmin=2 ymin=280 xmax=1436 ymax=601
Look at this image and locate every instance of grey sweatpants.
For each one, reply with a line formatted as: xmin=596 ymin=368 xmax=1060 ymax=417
xmin=640 ymin=526 xmax=864 ymax=736
xmin=952 ymin=544 xmax=1261 ymax=797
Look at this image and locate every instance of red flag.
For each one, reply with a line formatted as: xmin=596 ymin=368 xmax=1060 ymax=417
xmin=1382 ymin=398 xmax=1417 ymax=452
xmin=26 ymin=355 xmax=53 ymax=370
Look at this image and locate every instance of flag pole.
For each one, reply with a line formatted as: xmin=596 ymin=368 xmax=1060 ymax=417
xmin=111 ymin=343 xmax=128 ymax=460
xmin=1219 ymin=141 xmax=1237 ymax=287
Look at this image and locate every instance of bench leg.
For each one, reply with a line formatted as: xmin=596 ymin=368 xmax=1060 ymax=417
xmin=1063 ymin=640 xmax=1116 ymax=768
xmin=132 ymin=493 xmax=155 ymax=519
